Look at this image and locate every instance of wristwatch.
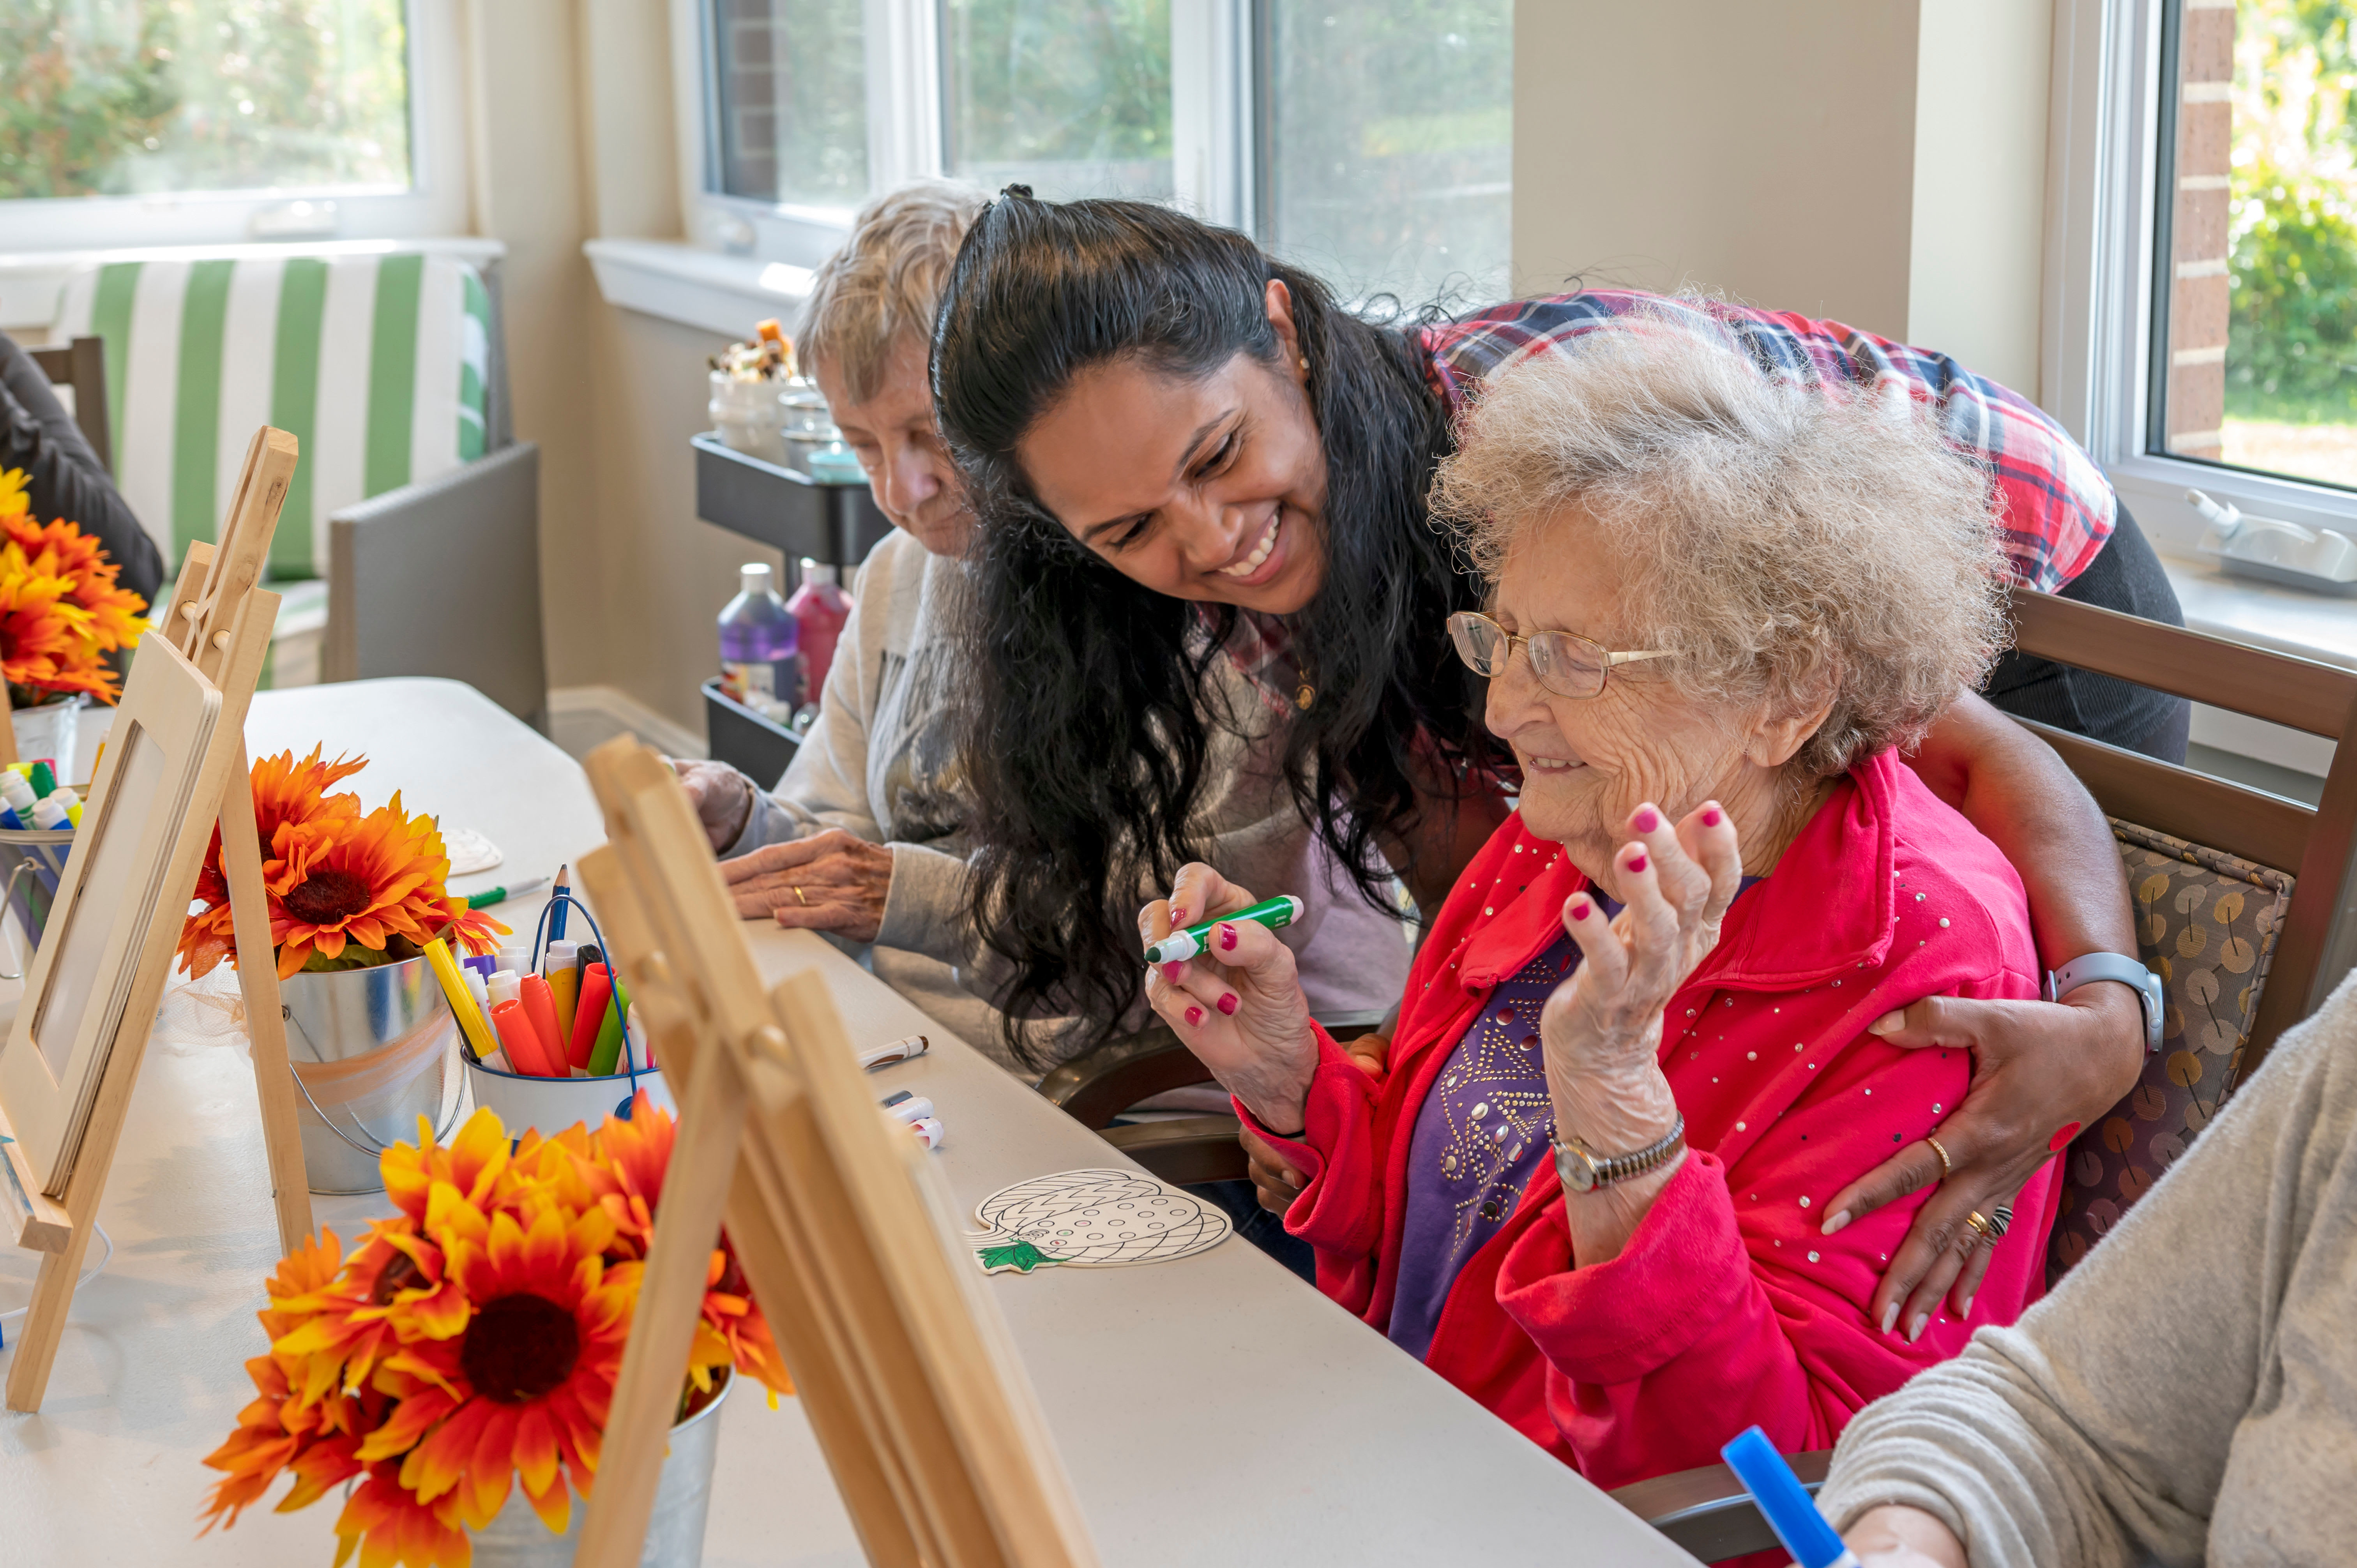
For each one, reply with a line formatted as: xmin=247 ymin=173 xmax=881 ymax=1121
xmin=2046 ymin=953 xmax=2164 ymax=1052
xmin=1553 ymin=1111 xmax=1686 ymax=1194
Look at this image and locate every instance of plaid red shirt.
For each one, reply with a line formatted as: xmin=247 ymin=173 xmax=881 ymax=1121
xmin=1419 ymin=291 xmax=2117 ymax=593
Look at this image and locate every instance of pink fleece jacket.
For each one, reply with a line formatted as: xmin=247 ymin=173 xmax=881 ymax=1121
xmin=1242 ymin=749 xmax=2060 ymax=1489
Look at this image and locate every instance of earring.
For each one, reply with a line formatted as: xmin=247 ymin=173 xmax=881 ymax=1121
xmin=1299 ymin=356 xmax=1309 ymax=370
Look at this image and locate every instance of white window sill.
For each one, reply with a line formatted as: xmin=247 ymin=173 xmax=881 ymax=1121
xmin=582 ymin=238 xmax=813 ymax=339
xmin=0 ymin=236 xmax=506 ymax=332
xmin=2159 ymin=551 xmax=2352 ymax=779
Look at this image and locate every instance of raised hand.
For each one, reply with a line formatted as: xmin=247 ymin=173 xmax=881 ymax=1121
xmin=1140 ymin=864 xmax=1317 ymax=1133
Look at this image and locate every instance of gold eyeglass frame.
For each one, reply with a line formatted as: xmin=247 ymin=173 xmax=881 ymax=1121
xmin=1447 ymin=611 xmax=1673 ymax=699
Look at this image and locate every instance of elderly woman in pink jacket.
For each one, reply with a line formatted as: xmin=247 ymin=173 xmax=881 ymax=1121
xmin=1138 ymin=314 xmax=2062 ymax=1494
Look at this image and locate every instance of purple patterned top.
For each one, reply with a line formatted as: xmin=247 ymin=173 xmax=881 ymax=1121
xmin=1387 ymin=879 xmax=1758 ymax=1362
xmin=1386 ymin=908 xmax=1605 ymax=1361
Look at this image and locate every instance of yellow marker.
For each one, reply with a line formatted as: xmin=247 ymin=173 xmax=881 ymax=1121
xmin=548 ymin=964 xmax=579 ymax=1042
xmin=426 ymin=937 xmax=499 ymax=1063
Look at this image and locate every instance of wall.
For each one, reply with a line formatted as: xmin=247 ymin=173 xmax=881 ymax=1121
xmin=459 ymin=0 xmax=765 ymax=741
xmin=1514 ymin=0 xmax=2053 ymax=397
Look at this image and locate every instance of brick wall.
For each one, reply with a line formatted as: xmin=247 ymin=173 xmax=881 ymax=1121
xmin=2166 ymin=0 xmax=2236 ymax=457
xmin=717 ymin=0 xmax=783 ymax=202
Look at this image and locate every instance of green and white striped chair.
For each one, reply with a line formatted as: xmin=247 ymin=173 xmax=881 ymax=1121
xmin=51 ymin=248 xmax=544 ymax=721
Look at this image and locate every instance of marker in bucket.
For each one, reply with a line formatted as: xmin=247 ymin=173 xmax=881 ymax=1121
xmin=1718 ymin=1426 xmax=1858 ymax=1568
xmin=1143 ymin=893 xmax=1304 ymax=966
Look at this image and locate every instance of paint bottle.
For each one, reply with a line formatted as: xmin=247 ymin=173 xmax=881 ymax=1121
xmin=786 ymin=557 xmax=851 ymax=715
xmin=719 ymin=562 xmax=799 ymax=724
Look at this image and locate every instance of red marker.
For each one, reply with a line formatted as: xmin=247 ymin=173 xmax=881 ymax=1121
xmin=570 ymin=962 xmax=614 ymax=1070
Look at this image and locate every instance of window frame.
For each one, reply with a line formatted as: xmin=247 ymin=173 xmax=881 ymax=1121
xmin=2047 ymin=0 xmax=2357 ymax=556
xmin=670 ymin=0 xmax=1265 ymax=272
xmin=0 ymin=0 xmax=468 ymax=252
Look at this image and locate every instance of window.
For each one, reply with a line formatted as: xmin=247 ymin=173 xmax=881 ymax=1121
xmin=0 ymin=0 xmax=465 ymax=249
xmin=941 ymin=0 xmax=1174 ymax=203
xmin=712 ymin=0 xmax=869 ymax=209
xmin=2153 ymin=0 xmax=2357 ymax=490
xmin=686 ymin=0 xmax=1513 ymax=305
xmin=0 ymin=0 xmax=411 ymax=201
xmin=1257 ymin=0 xmax=1512 ymax=305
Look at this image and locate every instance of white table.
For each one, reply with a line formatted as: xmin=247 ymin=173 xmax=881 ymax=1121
xmin=0 ymin=679 xmax=1696 ymax=1566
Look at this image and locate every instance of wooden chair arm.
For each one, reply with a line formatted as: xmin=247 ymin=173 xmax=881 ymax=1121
xmin=1039 ymin=1008 xmax=1390 ymax=1130
xmin=1608 ymin=1449 xmax=1834 ymax=1563
xmin=1097 ymin=1115 xmax=1250 ymax=1187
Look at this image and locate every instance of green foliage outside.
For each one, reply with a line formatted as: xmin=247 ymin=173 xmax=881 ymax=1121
xmin=942 ymin=0 xmax=1172 ymax=200
xmin=0 ymin=0 xmax=410 ymax=201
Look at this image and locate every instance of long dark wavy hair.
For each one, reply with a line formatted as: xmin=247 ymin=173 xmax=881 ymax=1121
xmin=933 ymin=192 xmax=1486 ymax=1066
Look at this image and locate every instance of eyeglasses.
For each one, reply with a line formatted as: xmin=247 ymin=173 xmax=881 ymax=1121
xmin=1446 ymin=611 xmax=1671 ymax=699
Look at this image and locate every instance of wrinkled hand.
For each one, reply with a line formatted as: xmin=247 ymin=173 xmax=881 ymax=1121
xmin=1140 ymin=864 xmax=1317 ymax=1133
xmin=672 ymin=758 xmax=754 ymax=852
xmin=1822 ymin=982 xmax=2143 ymax=1338
xmin=717 ymin=829 xmax=894 ymax=942
xmin=1543 ymin=801 xmax=1741 ymax=1113
xmin=1240 ymin=1036 xmax=1386 ymax=1213
xmin=1834 ymin=1504 xmax=1969 ymax=1568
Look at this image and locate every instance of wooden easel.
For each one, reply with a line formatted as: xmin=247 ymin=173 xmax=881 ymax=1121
xmin=567 ymin=738 xmax=1098 ymax=1568
xmin=0 ymin=427 xmax=314 ymax=1413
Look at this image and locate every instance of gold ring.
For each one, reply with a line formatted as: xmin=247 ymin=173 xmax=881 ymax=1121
xmin=1964 ymin=1210 xmax=2000 ymax=1245
xmin=793 ymin=885 xmax=809 ymax=906
xmin=1926 ymin=1135 xmax=1953 ymax=1181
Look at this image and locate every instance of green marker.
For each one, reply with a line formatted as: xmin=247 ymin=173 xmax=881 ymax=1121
xmin=1144 ymin=893 xmax=1305 ymax=966
xmin=465 ymin=876 xmax=549 ymax=910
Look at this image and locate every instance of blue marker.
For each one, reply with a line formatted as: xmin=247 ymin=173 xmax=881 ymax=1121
xmin=1720 ymin=1426 xmax=1859 ymax=1568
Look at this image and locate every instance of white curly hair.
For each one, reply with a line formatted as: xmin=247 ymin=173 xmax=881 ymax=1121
xmin=1429 ymin=307 xmax=2011 ymax=778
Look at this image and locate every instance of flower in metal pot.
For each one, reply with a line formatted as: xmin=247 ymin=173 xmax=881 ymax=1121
xmin=199 ymin=1096 xmax=794 ymax=1567
xmin=177 ymin=746 xmax=505 ymax=980
xmin=0 ymin=466 xmax=150 ymax=707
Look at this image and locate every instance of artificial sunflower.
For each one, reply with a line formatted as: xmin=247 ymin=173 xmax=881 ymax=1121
xmin=203 ymin=1100 xmax=788 ymax=1568
xmin=178 ymin=749 xmax=504 ymax=980
xmin=0 ymin=469 xmax=149 ymax=707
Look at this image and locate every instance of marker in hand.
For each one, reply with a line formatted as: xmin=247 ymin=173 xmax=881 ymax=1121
xmin=1144 ymin=893 xmax=1304 ymax=965
xmin=1719 ymin=1425 xmax=1858 ymax=1568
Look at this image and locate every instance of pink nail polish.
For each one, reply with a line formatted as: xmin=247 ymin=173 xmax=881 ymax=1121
xmin=1163 ymin=961 xmax=1186 ymax=983
xmin=1217 ymin=993 xmax=1239 ymax=1015
xmin=1218 ymin=922 xmax=1238 ymax=952
xmin=1634 ymin=806 xmax=1660 ymax=833
xmin=1569 ymin=896 xmax=1592 ymax=921
xmin=1626 ymin=853 xmax=1648 ymax=874
xmin=1701 ymin=807 xmax=1723 ymax=827
xmin=2048 ymin=1121 xmax=2082 ymax=1151
xmin=1185 ymin=1005 xmax=1204 ymax=1027
xmin=1170 ymin=906 xmax=1188 ymax=925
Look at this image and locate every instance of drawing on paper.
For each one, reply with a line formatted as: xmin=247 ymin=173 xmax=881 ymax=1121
xmin=969 ymin=1168 xmax=1231 ymax=1275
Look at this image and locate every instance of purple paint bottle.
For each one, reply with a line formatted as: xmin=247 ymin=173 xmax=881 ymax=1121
xmin=718 ymin=563 xmax=799 ymax=722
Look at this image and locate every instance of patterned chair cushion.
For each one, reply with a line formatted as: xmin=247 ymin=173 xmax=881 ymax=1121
xmin=2046 ymin=819 xmax=2293 ymax=1285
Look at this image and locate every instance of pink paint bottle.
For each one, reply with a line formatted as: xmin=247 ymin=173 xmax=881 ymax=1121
xmin=786 ymin=557 xmax=852 ymax=713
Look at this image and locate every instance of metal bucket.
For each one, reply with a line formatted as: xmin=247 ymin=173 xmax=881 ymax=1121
xmin=468 ymin=1369 xmax=730 ymax=1566
xmin=282 ymin=954 xmax=462 ymax=1194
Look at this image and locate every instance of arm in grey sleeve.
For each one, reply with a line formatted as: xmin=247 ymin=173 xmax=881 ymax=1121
xmin=1817 ymin=976 xmax=2357 ymax=1568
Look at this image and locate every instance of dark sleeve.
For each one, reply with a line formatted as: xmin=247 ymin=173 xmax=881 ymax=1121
xmin=1979 ymin=501 xmax=2190 ymax=762
xmin=0 ymin=332 xmax=168 ymax=607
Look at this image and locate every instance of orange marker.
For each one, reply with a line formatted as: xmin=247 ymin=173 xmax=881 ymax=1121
xmin=492 ymin=998 xmax=558 ymax=1077
xmin=569 ymin=962 xmax=613 ymax=1070
xmin=519 ymin=975 xmax=566 ymax=1075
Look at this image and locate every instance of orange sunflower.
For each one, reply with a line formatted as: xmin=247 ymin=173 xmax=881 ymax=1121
xmin=0 ymin=468 xmax=150 ymax=705
xmin=180 ymin=747 xmax=368 ymax=978
xmin=359 ymin=1202 xmax=634 ymax=1537
xmin=270 ymin=791 xmax=508 ymax=979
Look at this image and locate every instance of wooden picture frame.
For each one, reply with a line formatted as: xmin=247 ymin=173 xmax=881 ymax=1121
xmin=0 ymin=632 xmax=227 ymax=1193
xmin=568 ymin=738 xmax=1099 ymax=1568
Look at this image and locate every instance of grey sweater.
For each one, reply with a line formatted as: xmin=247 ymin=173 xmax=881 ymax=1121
xmin=724 ymin=530 xmax=1412 ymax=1075
xmin=1818 ymin=968 xmax=2357 ymax=1566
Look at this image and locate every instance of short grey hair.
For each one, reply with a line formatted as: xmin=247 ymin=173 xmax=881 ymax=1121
xmin=1430 ymin=309 xmax=2009 ymax=778
xmin=798 ymin=180 xmax=987 ymax=402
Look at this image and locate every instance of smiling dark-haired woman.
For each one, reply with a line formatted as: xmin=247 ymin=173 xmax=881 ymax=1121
xmin=932 ymin=189 xmax=2176 ymax=1333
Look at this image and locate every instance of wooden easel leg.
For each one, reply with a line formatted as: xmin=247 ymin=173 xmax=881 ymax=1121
xmin=575 ymin=1045 xmax=749 ymax=1568
xmin=0 ymin=679 xmax=17 ymax=769
xmin=5 ymin=1202 xmax=100 ymax=1412
xmin=218 ymin=745 xmax=314 ymax=1253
